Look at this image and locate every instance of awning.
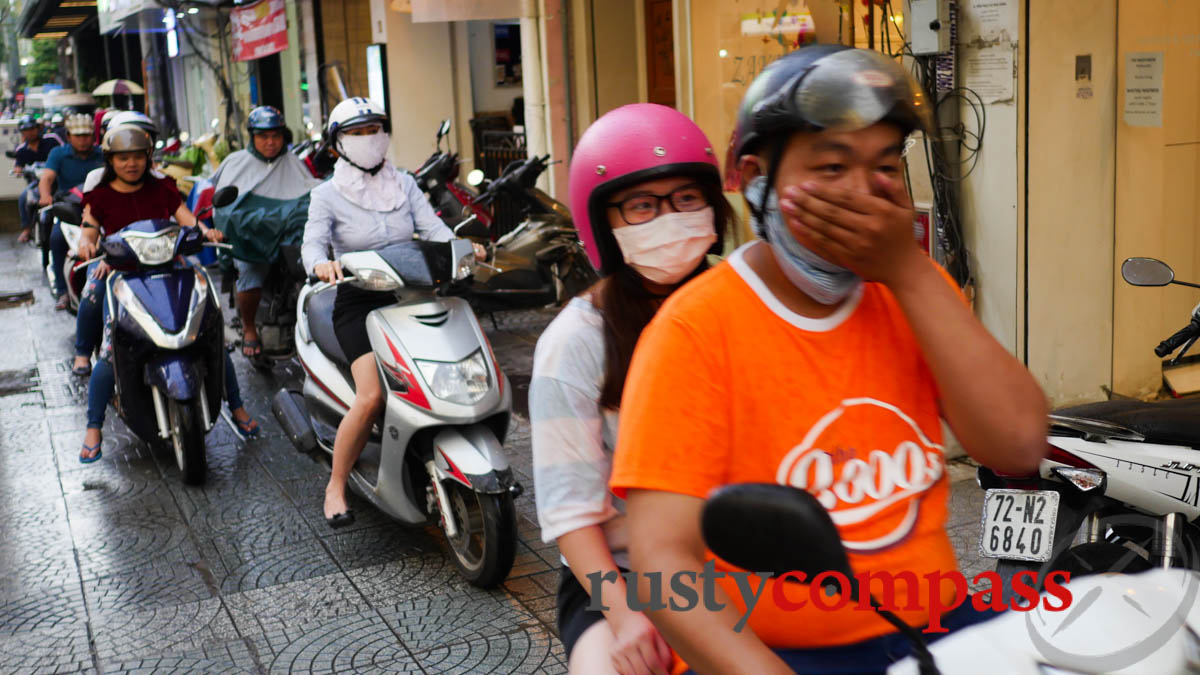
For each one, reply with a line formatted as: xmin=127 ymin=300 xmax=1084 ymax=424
xmin=17 ymin=0 xmax=97 ymax=39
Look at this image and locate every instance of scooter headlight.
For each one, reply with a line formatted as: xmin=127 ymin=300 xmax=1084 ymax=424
xmin=414 ymin=350 xmax=490 ymax=404
xmin=350 ymin=267 xmax=402 ymax=292
xmin=124 ymin=230 xmax=179 ymax=266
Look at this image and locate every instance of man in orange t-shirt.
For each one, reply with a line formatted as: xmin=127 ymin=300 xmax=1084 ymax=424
xmin=609 ymin=46 xmax=1048 ymax=675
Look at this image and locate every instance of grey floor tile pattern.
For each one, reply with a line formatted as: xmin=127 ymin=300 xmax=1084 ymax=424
xmin=0 ymin=236 xmax=988 ymax=672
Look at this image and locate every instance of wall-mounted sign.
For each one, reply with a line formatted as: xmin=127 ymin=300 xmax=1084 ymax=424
xmin=1124 ymin=51 xmax=1163 ymax=127
xmin=231 ymin=0 xmax=289 ymax=62
xmin=98 ymin=0 xmax=149 ymax=34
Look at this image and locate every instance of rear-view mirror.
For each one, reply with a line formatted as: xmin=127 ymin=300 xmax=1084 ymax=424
xmin=702 ymin=483 xmax=856 ymax=595
xmin=212 ymin=186 xmax=239 ymax=208
xmin=1122 ymin=257 xmax=1174 ymax=287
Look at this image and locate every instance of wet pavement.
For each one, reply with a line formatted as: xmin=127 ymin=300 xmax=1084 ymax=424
xmin=0 ymin=236 xmax=988 ymax=673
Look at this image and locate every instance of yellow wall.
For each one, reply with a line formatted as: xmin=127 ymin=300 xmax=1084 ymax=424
xmin=592 ymin=0 xmax=642 ymax=117
xmin=1026 ymin=1 xmax=1117 ymax=406
xmin=321 ymin=0 xmax=373 ymax=99
xmin=1113 ymin=1 xmax=1200 ymax=397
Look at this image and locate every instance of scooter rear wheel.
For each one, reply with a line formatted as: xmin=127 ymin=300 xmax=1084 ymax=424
xmin=441 ymin=480 xmax=516 ymax=589
xmin=168 ymin=399 xmax=207 ymax=485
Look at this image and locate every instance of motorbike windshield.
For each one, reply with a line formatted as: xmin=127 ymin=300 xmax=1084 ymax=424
xmin=374 ymin=241 xmax=453 ymax=288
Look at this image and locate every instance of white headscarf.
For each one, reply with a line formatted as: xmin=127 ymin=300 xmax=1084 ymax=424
xmin=331 ymin=157 xmax=407 ymax=212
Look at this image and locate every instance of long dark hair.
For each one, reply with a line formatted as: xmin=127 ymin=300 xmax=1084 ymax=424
xmin=591 ymin=177 xmax=735 ymax=409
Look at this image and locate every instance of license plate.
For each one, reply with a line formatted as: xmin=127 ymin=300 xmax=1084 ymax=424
xmin=978 ymin=489 xmax=1059 ymax=562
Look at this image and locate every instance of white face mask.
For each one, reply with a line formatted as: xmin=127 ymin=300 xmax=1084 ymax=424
xmin=337 ymin=132 xmax=390 ymax=171
xmin=610 ymin=207 xmax=716 ymax=285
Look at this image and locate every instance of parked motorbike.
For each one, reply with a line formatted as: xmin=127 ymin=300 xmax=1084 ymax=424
xmin=977 ymin=256 xmax=1200 ymax=601
xmin=702 ymin=483 xmax=1200 ymax=675
xmin=96 ymin=186 xmax=240 ymax=485
xmin=293 ymin=136 xmax=336 ymax=179
xmin=455 ymin=154 xmax=598 ymax=314
xmin=271 ymin=238 xmax=521 ymax=587
xmin=412 ymin=119 xmax=482 ymax=230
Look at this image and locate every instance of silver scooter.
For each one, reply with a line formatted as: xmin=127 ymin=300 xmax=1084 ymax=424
xmin=272 ymin=238 xmax=522 ymax=588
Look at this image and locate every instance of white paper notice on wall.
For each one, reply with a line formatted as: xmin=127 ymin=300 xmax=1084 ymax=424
xmin=962 ymin=45 xmax=1014 ymax=103
xmin=962 ymin=0 xmax=1017 ymax=44
xmin=1124 ymin=52 xmax=1163 ymax=127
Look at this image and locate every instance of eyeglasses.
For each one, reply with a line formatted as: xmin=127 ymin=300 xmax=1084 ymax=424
xmin=607 ymin=183 xmax=709 ymax=225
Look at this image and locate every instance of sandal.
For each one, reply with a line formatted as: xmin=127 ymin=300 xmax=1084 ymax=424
xmin=241 ymin=339 xmax=262 ymax=357
xmin=16 ymin=229 xmax=31 ymax=244
xmin=55 ymin=295 xmax=70 ymax=311
xmin=233 ymin=414 xmax=260 ymax=438
xmin=79 ymin=442 xmax=102 ymax=464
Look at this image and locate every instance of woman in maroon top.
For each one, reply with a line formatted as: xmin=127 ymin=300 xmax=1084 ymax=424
xmin=74 ymin=127 xmax=257 ymax=463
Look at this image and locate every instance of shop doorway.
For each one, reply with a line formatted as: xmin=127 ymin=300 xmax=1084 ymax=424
xmin=256 ymin=53 xmax=285 ymax=112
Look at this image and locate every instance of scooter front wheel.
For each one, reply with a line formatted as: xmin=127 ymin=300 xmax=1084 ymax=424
xmin=168 ymin=399 xmax=207 ymax=485
xmin=441 ymin=480 xmax=516 ymax=589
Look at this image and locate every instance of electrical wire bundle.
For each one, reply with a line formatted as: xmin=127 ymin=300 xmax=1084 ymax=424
xmin=880 ymin=0 xmax=981 ymax=292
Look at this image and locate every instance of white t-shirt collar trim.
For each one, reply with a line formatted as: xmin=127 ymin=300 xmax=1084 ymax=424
xmin=727 ymin=242 xmax=863 ymax=332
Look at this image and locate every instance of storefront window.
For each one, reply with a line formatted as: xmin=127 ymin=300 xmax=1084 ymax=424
xmin=686 ymin=0 xmax=904 ymax=245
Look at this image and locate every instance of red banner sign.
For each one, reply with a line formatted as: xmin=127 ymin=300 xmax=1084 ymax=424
xmin=231 ymin=0 xmax=289 ymax=62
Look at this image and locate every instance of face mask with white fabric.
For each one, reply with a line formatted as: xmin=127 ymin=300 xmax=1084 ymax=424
xmin=337 ymin=132 xmax=390 ymax=173
xmin=610 ymin=207 xmax=716 ymax=285
xmin=745 ymin=175 xmax=863 ymax=305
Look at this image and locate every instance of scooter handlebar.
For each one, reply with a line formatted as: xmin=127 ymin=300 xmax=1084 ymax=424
xmin=1155 ymin=320 xmax=1200 ymax=357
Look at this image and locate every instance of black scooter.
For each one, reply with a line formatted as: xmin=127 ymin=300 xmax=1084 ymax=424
xmin=456 ymin=154 xmax=598 ymax=315
xmin=413 ymin=119 xmax=476 ymax=229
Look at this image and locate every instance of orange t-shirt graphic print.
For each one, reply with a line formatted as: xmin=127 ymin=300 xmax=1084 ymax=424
xmin=610 ymin=245 xmax=963 ymax=656
xmin=777 ymin=397 xmax=946 ymax=554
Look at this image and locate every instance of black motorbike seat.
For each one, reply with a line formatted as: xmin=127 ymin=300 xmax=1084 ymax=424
xmin=1054 ymin=398 xmax=1200 ymax=448
xmin=307 ymin=289 xmax=349 ymax=368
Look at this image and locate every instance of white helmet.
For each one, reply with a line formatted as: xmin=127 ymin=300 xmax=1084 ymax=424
xmin=51 ymin=113 xmax=64 ymax=125
xmin=326 ymin=97 xmax=389 ymax=139
xmin=65 ymin=113 xmax=93 ymax=136
xmin=110 ymin=111 xmax=159 ymax=141
xmin=100 ymin=109 xmax=120 ymax=134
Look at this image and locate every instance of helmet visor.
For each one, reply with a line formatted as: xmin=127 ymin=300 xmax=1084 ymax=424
xmin=759 ymin=49 xmax=929 ymax=136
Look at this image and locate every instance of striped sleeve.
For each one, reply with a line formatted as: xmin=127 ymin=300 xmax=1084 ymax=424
xmin=530 ymin=299 xmax=619 ymax=543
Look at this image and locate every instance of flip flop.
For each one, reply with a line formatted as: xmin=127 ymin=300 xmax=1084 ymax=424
xmin=233 ymin=414 xmax=260 ymax=438
xmin=16 ymin=229 xmax=31 ymax=244
xmin=241 ymin=339 xmax=262 ymax=357
xmin=54 ymin=296 xmax=70 ymax=311
xmin=79 ymin=442 xmax=102 ymax=464
xmin=72 ymin=362 xmax=91 ymax=377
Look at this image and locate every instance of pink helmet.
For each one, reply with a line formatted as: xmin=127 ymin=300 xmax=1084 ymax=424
xmin=568 ymin=103 xmax=721 ymax=271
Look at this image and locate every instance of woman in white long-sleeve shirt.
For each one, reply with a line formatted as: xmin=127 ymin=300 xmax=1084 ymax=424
xmin=302 ymin=97 xmax=485 ymax=528
xmin=531 ymin=104 xmax=733 ymax=674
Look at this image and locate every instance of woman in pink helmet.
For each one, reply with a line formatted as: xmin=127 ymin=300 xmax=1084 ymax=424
xmin=530 ymin=104 xmax=734 ymax=674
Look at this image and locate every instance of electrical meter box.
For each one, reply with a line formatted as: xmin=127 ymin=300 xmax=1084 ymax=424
xmin=909 ymin=0 xmax=951 ymax=55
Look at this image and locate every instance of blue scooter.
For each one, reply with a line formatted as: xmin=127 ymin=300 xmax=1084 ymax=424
xmin=99 ymin=186 xmax=238 ymax=484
